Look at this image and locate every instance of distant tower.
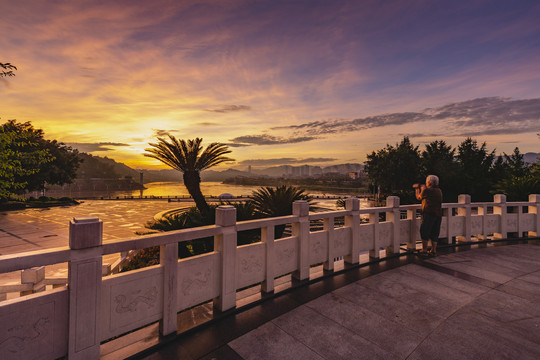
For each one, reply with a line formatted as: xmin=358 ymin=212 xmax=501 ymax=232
xmin=248 ymin=165 xmax=252 ymax=173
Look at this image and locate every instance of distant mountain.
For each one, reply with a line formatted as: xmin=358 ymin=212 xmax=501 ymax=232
xmin=76 ymin=154 xmax=362 ymax=183
xmin=523 ymin=152 xmax=539 ymax=164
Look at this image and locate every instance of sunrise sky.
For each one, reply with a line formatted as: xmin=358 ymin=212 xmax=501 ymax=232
xmin=1 ymin=0 xmax=539 ymax=170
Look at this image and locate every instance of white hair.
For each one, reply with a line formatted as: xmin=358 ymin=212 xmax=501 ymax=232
xmin=426 ymin=175 xmax=439 ymax=186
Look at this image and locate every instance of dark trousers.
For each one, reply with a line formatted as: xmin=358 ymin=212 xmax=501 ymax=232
xmin=420 ymin=213 xmax=442 ymax=242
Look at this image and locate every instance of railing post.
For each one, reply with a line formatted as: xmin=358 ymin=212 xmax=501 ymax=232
xmin=68 ymin=217 xmax=103 ymax=359
xmin=292 ymin=201 xmax=310 ymax=281
xmin=528 ymin=194 xmax=540 ymax=240
xmin=445 ymin=205 xmax=453 ymax=244
xmin=261 ymin=225 xmax=275 ymax=294
xmin=406 ymin=208 xmax=417 ymax=250
xmin=344 ymin=198 xmax=360 ymax=265
xmin=457 ymin=194 xmax=471 ymax=243
xmin=323 ymin=216 xmax=335 ymax=272
xmin=214 ymin=205 xmax=237 ymax=312
xmin=160 ymin=242 xmax=178 ymax=336
xmin=369 ymin=210 xmax=380 ymax=259
xmin=385 ymin=196 xmax=400 ymax=255
xmin=493 ymin=194 xmax=507 ymax=239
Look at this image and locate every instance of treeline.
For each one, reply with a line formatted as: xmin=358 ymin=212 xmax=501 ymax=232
xmin=0 ymin=120 xmax=139 ymax=202
xmin=1 ymin=120 xmax=80 ymax=201
xmin=365 ymin=137 xmax=539 ymax=203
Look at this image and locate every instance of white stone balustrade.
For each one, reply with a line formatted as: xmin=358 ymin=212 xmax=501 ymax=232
xmin=0 ymin=194 xmax=539 ymax=359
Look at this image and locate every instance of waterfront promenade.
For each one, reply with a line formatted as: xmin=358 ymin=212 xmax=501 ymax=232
xmin=0 ymin=200 xmax=187 ymax=286
xmin=139 ymin=243 xmax=540 ymax=360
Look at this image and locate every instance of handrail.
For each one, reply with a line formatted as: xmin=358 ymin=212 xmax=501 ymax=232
xmin=0 ymin=193 xmax=538 ymax=359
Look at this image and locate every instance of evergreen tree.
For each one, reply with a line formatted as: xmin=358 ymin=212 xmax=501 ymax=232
xmin=456 ymin=138 xmax=495 ymax=201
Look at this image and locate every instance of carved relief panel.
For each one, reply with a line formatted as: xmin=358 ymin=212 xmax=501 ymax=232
xmin=0 ymin=289 xmax=68 ymax=360
xmin=177 ymin=253 xmax=220 ymax=311
xmin=333 ymin=227 xmax=351 ymax=258
xmin=471 ymin=215 xmax=483 ymax=234
xmin=309 ymin=231 xmax=327 ymax=264
xmin=237 ymin=243 xmax=265 ymax=289
xmin=101 ymin=268 xmax=163 ymax=340
xmin=274 ymin=237 xmax=298 ymax=277
xmin=358 ymin=223 xmax=374 ymax=251
xmin=506 ymin=214 xmax=518 ymax=232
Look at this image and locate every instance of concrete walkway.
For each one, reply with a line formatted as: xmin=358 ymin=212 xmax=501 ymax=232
xmin=142 ymin=243 xmax=540 ymax=360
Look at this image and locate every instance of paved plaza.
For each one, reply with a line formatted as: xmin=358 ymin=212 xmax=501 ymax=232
xmin=0 ymin=200 xmax=187 ymax=284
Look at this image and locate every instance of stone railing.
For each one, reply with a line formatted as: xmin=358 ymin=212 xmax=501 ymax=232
xmin=0 ymin=194 xmax=538 ymax=359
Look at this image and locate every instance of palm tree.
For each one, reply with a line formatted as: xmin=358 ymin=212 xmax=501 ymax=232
xmin=250 ymin=185 xmax=312 ymax=238
xmin=145 ymin=136 xmax=233 ymax=213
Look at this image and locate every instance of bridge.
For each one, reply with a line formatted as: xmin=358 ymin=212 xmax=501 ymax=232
xmin=0 ymin=194 xmax=539 ymax=359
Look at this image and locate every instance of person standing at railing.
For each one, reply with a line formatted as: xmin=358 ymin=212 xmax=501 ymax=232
xmin=414 ymin=175 xmax=443 ymax=256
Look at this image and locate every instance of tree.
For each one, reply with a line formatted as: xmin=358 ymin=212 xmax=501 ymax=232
xmin=250 ymin=185 xmax=312 ymax=238
xmin=145 ymin=136 xmax=233 ymax=214
xmin=365 ymin=137 xmax=422 ymax=203
xmin=0 ymin=120 xmax=52 ymax=201
xmin=25 ymin=139 xmax=81 ymax=193
xmin=1 ymin=120 xmax=81 ymax=195
xmin=503 ymin=147 xmax=529 ymax=178
xmin=0 ymin=62 xmax=17 ymax=78
xmin=421 ymin=140 xmax=460 ymax=202
xmin=456 ymin=138 xmax=495 ymax=201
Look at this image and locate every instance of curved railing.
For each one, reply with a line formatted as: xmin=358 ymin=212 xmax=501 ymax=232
xmin=0 ymin=194 xmax=538 ymax=359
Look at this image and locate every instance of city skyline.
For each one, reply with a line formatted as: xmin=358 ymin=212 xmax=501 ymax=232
xmin=1 ymin=0 xmax=539 ymax=169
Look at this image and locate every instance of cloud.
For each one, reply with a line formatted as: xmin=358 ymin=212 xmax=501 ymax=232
xmin=238 ymin=157 xmax=337 ymax=166
xmin=196 ymin=122 xmax=218 ymax=126
xmin=205 ymin=105 xmax=251 ymax=113
xmin=273 ymin=97 xmax=540 ymax=138
xmin=152 ymin=129 xmax=180 ymax=137
xmin=65 ymin=142 xmax=130 ymax=153
xmin=229 ymin=134 xmax=317 ymax=146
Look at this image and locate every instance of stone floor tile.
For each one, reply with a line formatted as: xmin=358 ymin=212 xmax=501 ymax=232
xmin=305 ymin=292 xmax=424 ymax=358
xmin=431 ymin=260 xmax=514 ymax=283
xmin=334 ymin=283 xmax=445 ymax=336
xmin=271 ymin=305 xmax=398 ymax=360
xmin=518 ymin=271 xmax=540 ymax=285
xmin=399 ymin=263 xmax=490 ymax=296
xmin=375 ymin=267 xmax=476 ymax=305
xmin=359 ymin=272 xmax=460 ymax=317
xmin=229 ymin=321 xmax=325 ymax=360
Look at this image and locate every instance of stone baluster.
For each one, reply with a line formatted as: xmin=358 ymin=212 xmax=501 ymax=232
xmin=344 ymin=198 xmax=360 ymax=265
xmin=160 ymin=241 xmax=178 ymax=336
xmin=369 ymin=210 xmax=380 ymax=259
xmin=493 ymin=194 xmax=507 ymax=239
xmin=445 ymin=206 xmax=453 ymax=244
xmin=528 ymin=194 xmax=540 ymax=240
xmin=214 ymin=205 xmax=237 ymax=312
xmin=385 ymin=196 xmax=400 ymax=255
xmin=406 ymin=207 xmax=417 ymax=250
xmin=517 ymin=202 xmax=524 ymax=238
xmin=261 ymin=225 xmax=275 ymax=294
xmin=477 ymin=204 xmax=488 ymax=247
xmin=323 ymin=216 xmax=335 ymax=272
xmin=292 ymin=201 xmax=310 ymax=281
xmin=457 ymin=195 xmax=471 ymax=243
xmin=68 ymin=217 xmax=103 ymax=359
